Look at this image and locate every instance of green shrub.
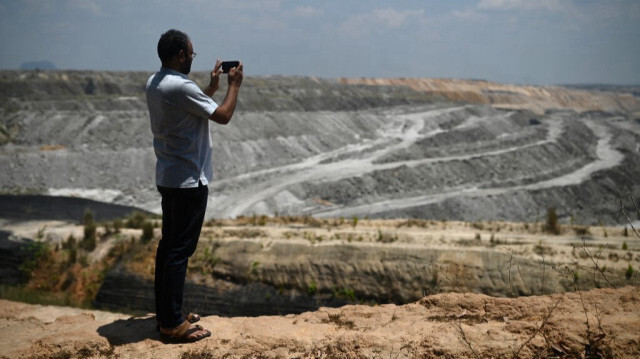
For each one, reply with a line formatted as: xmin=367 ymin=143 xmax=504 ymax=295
xmin=601 ymin=222 xmax=608 ymax=238
xmin=377 ymin=230 xmax=398 ymax=243
xmin=18 ymin=241 xmax=50 ymax=280
xmin=79 ymin=254 xmax=89 ymax=267
xmin=102 ymin=222 xmax=113 ymax=235
xmin=82 ymin=210 xmax=97 ymax=251
xmin=113 ymin=219 xmax=123 ymax=233
xmin=573 ymin=225 xmax=590 ymax=236
xmin=307 ymin=281 xmax=317 ymax=296
xmin=626 ymin=265 xmax=634 ymax=280
xmin=126 ymin=211 xmax=148 ymax=229
xmin=83 ymin=210 xmax=94 ymax=227
xmin=546 ymin=207 xmax=560 ymax=235
xmin=66 ymin=235 xmax=77 ymax=265
xmin=250 ymin=261 xmax=260 ymax=276
xmin=83 ymin=224 xmax=96 ymax=251
xmin=332 ymin=287 xmax=357 ymax=301
xmin=141 ymin=221 xmax=154 ymax=243
xmin=36 ymin=226 xmax=46 ymax=240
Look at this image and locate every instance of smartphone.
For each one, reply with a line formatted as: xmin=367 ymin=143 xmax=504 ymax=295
xmin=221 ymin=61 xmax=239 ymax=73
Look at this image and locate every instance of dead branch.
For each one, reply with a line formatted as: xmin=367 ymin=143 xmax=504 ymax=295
xmin=580 ymin=237 xmax=612 ymax=287
xmin=577 ymin=290 xmax=611 ymax=358
xmin=452 ymin=321 xmax=481 ymax=359
xmin=593 ymin=301 xmax=606 ymax=340
xmin=513 ymin=297 xmax=562 ymax=359
xmin=540 ymin=253 xmax=547 ymax=294
xmin=516 ymin=264 xmax=532 ymax=295
xmin=508 ymin=250 xmax=513 ymax=297
xmin=619 ymin=194 xmax=640 ymax=238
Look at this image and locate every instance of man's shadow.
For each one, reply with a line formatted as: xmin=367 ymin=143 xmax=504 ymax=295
xmin=97 ymin=315 xmax=162 ymax=346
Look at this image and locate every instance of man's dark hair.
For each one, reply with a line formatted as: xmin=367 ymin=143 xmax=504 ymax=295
xmin=157 ymin=29 xmax=190 ymax=64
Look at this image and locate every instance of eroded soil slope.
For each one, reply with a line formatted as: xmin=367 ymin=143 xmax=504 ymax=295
xmin=1 ymin=286 xmax=639 ymax=358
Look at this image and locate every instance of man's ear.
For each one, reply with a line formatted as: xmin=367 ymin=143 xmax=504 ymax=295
xmin=178 ymin=49 xmax=186 ymax=62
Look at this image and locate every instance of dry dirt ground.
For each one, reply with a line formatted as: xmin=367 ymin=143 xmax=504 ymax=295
xmin=2 ymin=216 xmax=640 ymax=358
xmin=1 ymin=286 xmax=639 ymax=358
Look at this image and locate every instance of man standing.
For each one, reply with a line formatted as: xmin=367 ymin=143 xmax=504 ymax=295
xmin=146 ymin=29 xmax=243 ymax=342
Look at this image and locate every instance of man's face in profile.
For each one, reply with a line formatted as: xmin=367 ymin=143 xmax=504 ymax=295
xmin=180 ymin=41 xmax=194 ymax=75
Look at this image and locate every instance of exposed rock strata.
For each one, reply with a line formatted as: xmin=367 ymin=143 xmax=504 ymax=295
xmin=1 ymin=70 xmax=639 ymax=225
xmin=95 ymin=263 xmax=351 ymax=317
xmin=102 ymin=242 xmax=539 ymax=317
xmin=341 ymin=77 xmax=640 ymax=115
xmin=95 ymin=222 xmax=635 ymax=317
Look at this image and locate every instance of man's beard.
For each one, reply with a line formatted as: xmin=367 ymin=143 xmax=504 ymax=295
xmin=180 ymin=60 xmax=192 ymax=75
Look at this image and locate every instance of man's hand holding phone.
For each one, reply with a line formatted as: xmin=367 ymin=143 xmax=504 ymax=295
xmin=225 ymin=61 xmax=243 ymax=88
xmin=208 ymin=60 xmax=243 ymax=125
xmin=221 ymin=61 xmax=239 ymax=73
xmin=205 ymin=60 xmax=242 ymax=97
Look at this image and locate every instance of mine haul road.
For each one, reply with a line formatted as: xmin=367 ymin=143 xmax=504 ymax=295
xmin=207 ymin=105 xmax=623 ymax=219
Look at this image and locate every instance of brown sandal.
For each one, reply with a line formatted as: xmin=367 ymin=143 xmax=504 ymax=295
xmin=185 ymin=312 xmax=201 ymax=323
xmin=157 ymin=312 xmax=201 ymax=331
xmin=160 ymin=321 xmax=211 ymax=343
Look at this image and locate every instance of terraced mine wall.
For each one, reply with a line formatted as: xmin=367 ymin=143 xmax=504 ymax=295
xmin=2 ymin=70 xmax=639 ymax=316
xmin=1 ymin=70 xmax=639 ymax=225
xmin=95 ymin=238 xmax=571 ymax=316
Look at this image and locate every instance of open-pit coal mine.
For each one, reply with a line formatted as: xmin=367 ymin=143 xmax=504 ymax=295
xmin=1 ymin=70 xmax=639 ymax=316
xmin=1 ymin=70 xmax=638 ymax=224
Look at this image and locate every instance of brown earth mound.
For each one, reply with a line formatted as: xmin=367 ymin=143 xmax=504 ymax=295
xmin=1 ymin=286 xmax=638 ymax=358
xmin=341 ymin=77 xmax=640 ymax=115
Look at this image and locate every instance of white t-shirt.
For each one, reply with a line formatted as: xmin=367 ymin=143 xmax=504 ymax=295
xmin=146 ymin=68 xmax=218 ymax=188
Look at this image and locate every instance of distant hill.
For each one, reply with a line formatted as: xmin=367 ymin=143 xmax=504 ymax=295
xmin=19 ymin=61 xmax=57 ymax=70
xmin=560 ymin=84 xmax=640 ymax=98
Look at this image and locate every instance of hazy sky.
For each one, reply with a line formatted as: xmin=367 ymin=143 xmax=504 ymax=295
xmin=1 ymin=0 xmax=639 ymax=85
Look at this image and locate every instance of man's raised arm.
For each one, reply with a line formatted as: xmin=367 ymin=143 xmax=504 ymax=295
xmin=209 ymin=62 xmax=243 ymax=125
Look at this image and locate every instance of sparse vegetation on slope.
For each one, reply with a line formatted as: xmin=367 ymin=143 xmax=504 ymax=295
xmin=5 ymin=210 xmax=638 ymax=316
xmin=0 ymin=211 xmax=160 ymax=308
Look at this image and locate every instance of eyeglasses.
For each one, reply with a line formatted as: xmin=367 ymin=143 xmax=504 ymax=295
xmin=180 ymin=50 xmax=196 ymax=59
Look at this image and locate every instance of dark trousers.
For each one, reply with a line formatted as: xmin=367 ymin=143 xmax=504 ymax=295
xmin=155 ymin=183 xmax=208 ymax=328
